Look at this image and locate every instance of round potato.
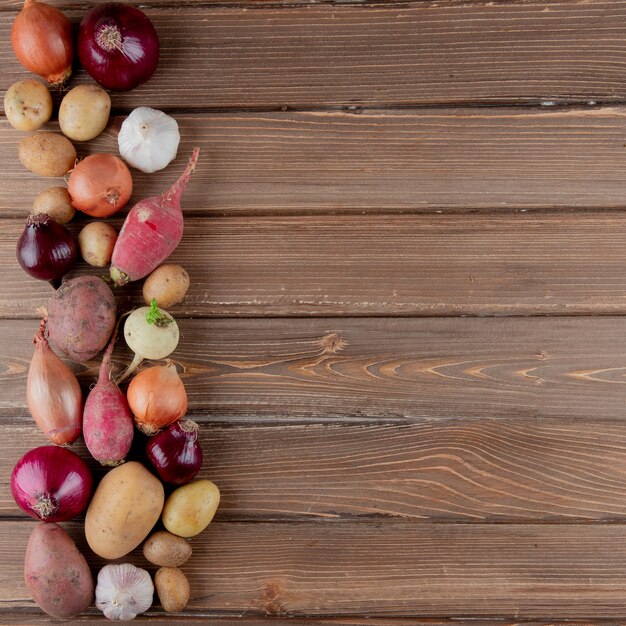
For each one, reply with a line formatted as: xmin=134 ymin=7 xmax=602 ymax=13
xmin=155 ymin=567 xmax=190 ymax=613
xmin=78 ymin=222 xmax=117 ymax=267
xmin=4 ymin=79 xmax=52 ymax=131
xmin=59 ymin=84 xmax=111 ymax=142
xmin=86 ymin=462 xmax=164 ymax=559
xmin=32 ymin=186 xmax=75 ymax=224
xmin=143 ymin=264 xmax=190 ymax=308
xmin=19 ymin=132 xmax=76 ymax=177
xmin=162 ymin=480 xmax=220 ymax=538
xmin=143 ymin=531 xmax=192 ymax=567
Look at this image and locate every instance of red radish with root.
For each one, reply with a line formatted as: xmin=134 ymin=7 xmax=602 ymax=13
xmin=110 ymin=148 xmax=199 ymax=286
xmin=83 ymin=322 xmax=134 ymax=466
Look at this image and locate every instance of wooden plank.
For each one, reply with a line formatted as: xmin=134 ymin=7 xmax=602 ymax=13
xmin=4 ymin=520 xmax=626 ymax=618
xmin=5 ymin=420 xmax=626 ymax=522
xmin=2 ymin=316 xmax=626 ymax=422
xmin=3 ymin=2 xmax=626 ymax=109
xmin=5 ymin=212 xmax=626 ymax=318
xmin=5 ymin=107 xmax=626 ymax=216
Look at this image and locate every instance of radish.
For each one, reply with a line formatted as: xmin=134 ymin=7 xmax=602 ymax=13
xmin=109 ymin=148 xmax=199 ymax=287
xmin=83 ymin=323 xmax=134 ymax=466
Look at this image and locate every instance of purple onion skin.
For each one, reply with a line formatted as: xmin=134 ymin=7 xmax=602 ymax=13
xmin=11 ymin=446 xmax=93 ymax=523
xmin=77 ymin=3 xmax=159 ymax=91
xmin=16 ymin=213 xmax=77 ymax=282
xmin=147 ymin=420 xmax=203 ymax=485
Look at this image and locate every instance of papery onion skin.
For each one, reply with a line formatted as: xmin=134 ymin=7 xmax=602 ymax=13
xmin=78 ymin=3 xmax=159 ymax=92
xmin=11 ymin=446 xmax=93 ymax=522
xmin=27 ymin=317 xmax=83 ymax=445
xmin=127 ymin=362 xmax=188 ymax=435
xmin=16 ymin=213 xmax=77 ymax=283
xmin=147 ymin=420 xmax=202 ymax=485
xmin=68 ymin=154 xmax=133 ymax=218
xmin=12 ymin=0 xmax=73 ymax=86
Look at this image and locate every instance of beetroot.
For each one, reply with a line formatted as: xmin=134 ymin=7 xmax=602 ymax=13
xmin=83 ymin=325 xmax=134 ymax=466
xmin=110 ymin=148 xmax=199 ymax=286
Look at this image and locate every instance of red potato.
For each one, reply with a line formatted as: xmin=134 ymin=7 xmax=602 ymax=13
xmin=24 ymin=523 xmax=94 ymax=620
xmin=47 ymin=275 xmax=116 ymax=362
xmin=110 ymin=149 xmax=199 ymax=286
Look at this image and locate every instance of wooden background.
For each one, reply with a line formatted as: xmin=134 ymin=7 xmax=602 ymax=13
xmin=2 ymin=0 xmax=626 ymax=622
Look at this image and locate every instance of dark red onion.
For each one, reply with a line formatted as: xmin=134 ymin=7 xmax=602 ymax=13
xmin=16 ymin=213 xmax=77 ymax=284
xmin=11 ymin=446 xmax=93 ymax=522
xmin=77 ymin=3 xmax=159 ymax=91
xmin=146 ymin=419 xmax=202 ymax=485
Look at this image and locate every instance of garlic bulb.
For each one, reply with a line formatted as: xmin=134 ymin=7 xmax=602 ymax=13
xmin=96 ymin=563 xmax=154 ymax=621
xmin=118 ymin=107 xmax=180 ymax=173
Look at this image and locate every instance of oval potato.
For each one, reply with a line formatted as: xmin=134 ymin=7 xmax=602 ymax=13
xmin=32 ymin=186 xmax=75 ymax=224
xmin=25 ymin=523 xmax=94 ymax=620
xmin=4 ymin=79 xmax=52 ymax=131
xmin=155 ymin=567 xmax=190 ymax=613
xmin=143 ymin=264 xmax=190 ymax=308
xmin=86 ymin=462 xmax=164 ymax=559
xmin=143 ymin=531 xmax=192 ymax=567
xmin=59 ymin=85 xmax=111 ymax=142
xmin=19 ymin=132 xmax=76 ymax=177
xmin=162 ymin=479 xmax=220 ymax=538
xmin=78 ymin=222 xmax=118 ymax=267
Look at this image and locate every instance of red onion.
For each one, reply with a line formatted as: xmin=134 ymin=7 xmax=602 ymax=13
xmin=11 ymin=446 xmax=93 ymax=522
xmin=16 ymin=213 xmax=77 ymax=285
xmin=77 ymin=3 xmax=159 ymax=91
xmin=146 ymin=420 xmax=202 ymax=485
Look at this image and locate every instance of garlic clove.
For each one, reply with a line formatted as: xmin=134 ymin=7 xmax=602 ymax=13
xmin=118 ymin=107 xmax=180 ymax=174
xmin=96 ymin=563 xmax=154 ymax=621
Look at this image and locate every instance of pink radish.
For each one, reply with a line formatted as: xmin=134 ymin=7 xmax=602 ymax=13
xmin=83 ymin=324 xmax=134 ymax=466
xmin=110 ymin=148 xmax=199 ymax=286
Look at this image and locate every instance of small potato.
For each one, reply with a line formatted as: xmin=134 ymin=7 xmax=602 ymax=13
xmin=59 ymin=84 xmax=111 ymax=142
xmin=4 ymin=79 xmax=52 ymax=131
xmin=143 ymin=264 xmax=190 ymax=308
xmin=155 ymin=567 xmax=190 ymax=613
xmin=143 ymin=531 xmax=192 ymax=567
xmin=162 ymin=480 xmax=220 ymax=538
xmin=78 ymin=222 xmax=118 ymax=267
xmin=19 ymin=132 xmax=76 ymax=177
xmin=32 ymin=186 xmax=75 ymax=224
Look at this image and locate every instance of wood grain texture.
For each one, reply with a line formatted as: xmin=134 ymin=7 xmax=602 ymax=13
xmin=2 ymin=316 xmax=626 ymax=422
xmin=5 ymin=107 xmax=626 ymax=216
xmin=3 ymin=1 xmax=626 ymax=108
xmin=5 ymin=420 xmax=626 ymax=521
xmin=5 ymin=212 xmax=626 ymax=318
xmin=4 ymin=520 xmax=626 ymax=618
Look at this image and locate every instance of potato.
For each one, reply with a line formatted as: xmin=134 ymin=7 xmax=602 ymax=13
xmin=19 ymin=132 xmax=76 ymax=177
xmin=59 ymin=85 xmax=111 ymax=142
xmin=32 ymin=186 xmax=75 ymax=224
xmin=25 ymin=523 xmax=94 ymax=620
xmin=47 ymin=275 xmax=117 ymax=362
xmin=143 ymin=531 xmax=192 ymax=567
xmin=86 ymin=462 xmax=164 ymax=559
xmin=4 ymin=79 xmax=52 ymax=131
xmin=143 ymin=264 xmax=190 ymax=308
xmin=78 ymin=222 xmax=118 ymax=267
xmin=155 ymin=567 xmax=190 ymax=613
xmin=162 ymin=480 xmax=220 ymax=538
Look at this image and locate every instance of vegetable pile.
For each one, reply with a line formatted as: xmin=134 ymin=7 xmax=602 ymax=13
xmin=6 ymin=2 xmax=213 ymax=619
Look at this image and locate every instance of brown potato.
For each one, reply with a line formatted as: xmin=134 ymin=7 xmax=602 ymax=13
xmin=78 ymin=222 xmax=117 ymax=267
xmin=155 ymin=567 xmax=190 ymax=613
xmin=19 ymin=132 xmax=76 ymax=177
xmin=24 ymin=523 xmax=94 ymax=620
xmin=32 ymin=186 xmax=75 ymax=224
xmin=85 ymin=462 xmax=164 ymax=559
xmin=59 ymin=85 xmax=111 ymax=142
xmin=143 ymin=264 xmax=190 ymax=308
xmin=143 ymin=531 xmax=192 ymax=567
xmin=4 ymin=79 xmax=52 ymax=131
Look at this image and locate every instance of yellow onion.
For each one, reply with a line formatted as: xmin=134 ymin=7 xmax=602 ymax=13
xmin=127 ymin=362 xmax=187 ymax=435
xmin=27 ymin=317 xmax=82 ymax=445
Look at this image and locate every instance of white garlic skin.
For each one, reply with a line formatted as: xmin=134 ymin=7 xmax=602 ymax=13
xmin=118 ymin=107 xmax=180 ymax=174
xmin=96 ymin=563 xmax=154 ymax=621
